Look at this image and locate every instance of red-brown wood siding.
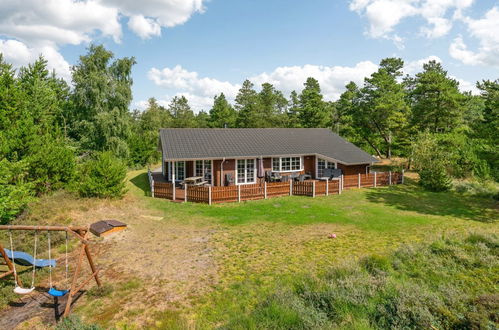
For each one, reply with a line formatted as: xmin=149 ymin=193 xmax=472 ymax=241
xmin=337 ymin=163 xmax=369 ymax=175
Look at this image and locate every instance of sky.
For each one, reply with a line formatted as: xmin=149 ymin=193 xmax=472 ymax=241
xmin=0 ymin=0 xmax=498 ymax=112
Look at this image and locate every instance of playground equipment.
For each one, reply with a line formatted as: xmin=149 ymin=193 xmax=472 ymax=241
xmin=0 ymin=225 xmax=102 ymax=317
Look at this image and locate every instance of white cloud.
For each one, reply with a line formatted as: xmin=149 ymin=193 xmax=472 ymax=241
xmin=147 ymin=62 xmax=380 ymax=112
xmin=0 ymin=0 xmax=206 ymax=80
xmin=128 ymin=16 xmax=161 ymax=39
xmin=148 ymin=65 xmax=241 ymax=100
xmin=403 ymin=55 xmax=442 ymax=74
xmin=350 ymin=0 xmax=475 ymax=44
xmin=250 ymin=62 xmax=379 ymax=100
xmin=0 ymin=39 xmax=71 ymax=81
xmin=450 ymin=7 xmax=499 ymax=66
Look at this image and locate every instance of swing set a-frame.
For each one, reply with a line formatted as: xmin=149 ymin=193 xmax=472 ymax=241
xmin=0 ymin=225 xmax=101 ymax=318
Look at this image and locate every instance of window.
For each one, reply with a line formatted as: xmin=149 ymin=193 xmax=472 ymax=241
xmin=168 ymin=161 xmax=185 ymax=181
xmin=236 ymin=159 xmax=256 ymax=184
xmin=271 ymin=157 xmax=302 ymax=172
xmin=195 ymin=160 xmax=212 ymax=184
xmin=272 ymin=158 xmax=280 ymax=171
xmin=317 ymin=158 xmax=336 ymax=178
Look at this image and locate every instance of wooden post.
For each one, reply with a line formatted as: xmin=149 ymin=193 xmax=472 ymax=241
xmin=208 ymin=186 xmax=212 ymax=205
xmin=151 ymin=175 xmax=154 ymax=197
xmin=289 ymin=180 xmax=292 ymax=196
xmin=184 ymin=184 xmax=188 ymax=203
xmin=312 ymin=181 xmax=316 ymax=197
xmin=401 ymin=169 xmax=404 ymax=184
xmin=63 ymin=243 xmax=85 ymax=317
xmin=389 ymin=171 xmax=392 ymax=185
xmin=0 ymin=243 xmax=21 ymax=286
xmin=374 ymin=172 xmax=377 ymax=187
xmin=340 ymin=175 xmax=343 ymax=194
xmin=172 ymin=161 xmax=176 ymax=201
xmin=358 ymin=173 xmax=361 ymax=188
xmin=238 ymin=184 xmax=241 ymax=202
xmin=264 ymin=181 xmax=267 ymax=199
xmin=326 ymin=179 xmax=329 ymax=196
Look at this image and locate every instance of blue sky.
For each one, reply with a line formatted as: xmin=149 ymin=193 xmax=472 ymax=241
xmin=1 ymin=0 xmax=498 ymax=112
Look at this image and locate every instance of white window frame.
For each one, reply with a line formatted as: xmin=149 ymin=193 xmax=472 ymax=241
xmin=168 ymin=161 xmax=186 ymax=182
xmin=316 ymin=158 xmax=337 ymax=178
xmin=195 ymin=160 xmax=213 ymax=185
xmin=236 ymin=158 xmax=256 ymax=185
xmin=271 ymin=156 xmax=303 ymax=172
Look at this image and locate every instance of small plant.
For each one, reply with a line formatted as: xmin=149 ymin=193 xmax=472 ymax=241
xmin=56 ymin=315 xmax=102 ymax=330
xmin=76 ymin=151 xmax=127 ymax=198
xmin=87 ymin=284 xmax=113 ymax=298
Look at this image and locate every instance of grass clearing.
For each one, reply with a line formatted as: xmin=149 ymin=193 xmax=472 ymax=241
xmin=0 ymin=169 xmax=497 ymax=328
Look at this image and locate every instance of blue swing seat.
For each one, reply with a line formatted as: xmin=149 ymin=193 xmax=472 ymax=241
xmin=48 ymin=287 xmax=68 ymax=297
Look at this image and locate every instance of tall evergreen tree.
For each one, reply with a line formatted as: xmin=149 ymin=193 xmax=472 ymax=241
xmin=170 ymin=96 xmax=197 ymax=128
xmin=298 ymin=78 xmax=329 ymax=128
xmin=235 ymin=80 xmax=259 ymax=127
xmin=358 ymin=58 xmax=409 ymax=158
xmin=407 ymin=60 xmax=465 ymax=133
xmin=334 ymin=81 xmax=359 ymax=141
xmin=286 ymin=90 xmax=301 ymax=127
xmin=209 ymin=93 xmax=237 ymax=128
xmin=257 ymin=83 xmax=288 ymax=127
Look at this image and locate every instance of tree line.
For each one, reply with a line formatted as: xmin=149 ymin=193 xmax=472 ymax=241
xmin=1 ymin=44 xmax=497 ymax=221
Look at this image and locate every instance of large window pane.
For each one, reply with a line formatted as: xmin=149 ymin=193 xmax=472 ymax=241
xmin=246 ymin=159 xmax=255 ymax=183
xmin=272 ymin=158 xmax=280 ymax=171
xmin=281 ymin=157 xmax=291 ymax=171
xmin=237 ymin=160 xmax=245 ymax=183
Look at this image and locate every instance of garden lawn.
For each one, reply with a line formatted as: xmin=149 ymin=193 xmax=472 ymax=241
xmin=1 ymin=169 xmax=497 ymax=328
xmin=128 ymin=171 xmax=498 ymax=328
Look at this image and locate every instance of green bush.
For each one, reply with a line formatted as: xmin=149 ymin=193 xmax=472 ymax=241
xmin=454 ymin=180 xmax=499 ymax=200
xmin=76 ymin=151 xmax=127 ymax=198
xmin=56 ymin=315 xmax=102 ymax=330
xmin=223 ymin=233 xmax=499 ymax=329
xmin=419 ymin=166 xmax=452 ymax=192
xmin=27 ymin=137 xmax=76 ymax=194
xmin=0 ymin=159 xmax=34 ymax=223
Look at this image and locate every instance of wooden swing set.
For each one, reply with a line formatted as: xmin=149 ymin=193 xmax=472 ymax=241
xmin=0 ymin=225 xmax=101 ymax=318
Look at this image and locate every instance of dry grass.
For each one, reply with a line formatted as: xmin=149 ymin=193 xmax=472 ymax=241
xmin=1 ymin=167 xmax=497 ymax=329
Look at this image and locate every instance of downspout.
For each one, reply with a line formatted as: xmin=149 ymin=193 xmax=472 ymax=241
xmin=220 ymin=157 xmax=226 ymax=186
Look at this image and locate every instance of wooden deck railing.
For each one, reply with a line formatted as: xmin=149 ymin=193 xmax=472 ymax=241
xmin=151 ymin=171 xmax=404 ymax=204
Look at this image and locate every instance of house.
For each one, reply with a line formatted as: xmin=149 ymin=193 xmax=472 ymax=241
xmin=158 ymin=128 xmax=378 ymax=186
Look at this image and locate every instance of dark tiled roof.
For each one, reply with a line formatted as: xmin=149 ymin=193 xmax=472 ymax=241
xmin=159 ymin=128 xmax=377 ymax=165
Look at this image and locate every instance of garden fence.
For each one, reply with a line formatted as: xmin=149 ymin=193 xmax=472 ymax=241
xmin=151 ymin=171 xmax=404 ymax=205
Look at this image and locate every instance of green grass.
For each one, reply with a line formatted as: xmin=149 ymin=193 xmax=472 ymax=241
xmin=125 ymin=170 xmax=498 ymax=328
xmin=219 ymin=233 xmax=499 ymax=329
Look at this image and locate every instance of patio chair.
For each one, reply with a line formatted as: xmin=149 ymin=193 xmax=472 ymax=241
xmin=330 ymin=169 xmax=343 ymax=179
xmin=318 ymin=168 xmax=333 ymax=181
xmin=225 ymin=173 xmax=234 ymax=186
xmin=281 ymin=175 xmax=289 ymax=182
xmin=290 ymin=172 xmax=300 ymax=181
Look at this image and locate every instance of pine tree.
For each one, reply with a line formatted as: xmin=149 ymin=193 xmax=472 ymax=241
xmin=209 ymin=93 xmax=237 ymax=128
xmin=235 ymin=80 xmax=259 ymax=127
xmin=298 ymin=78 xmax=329 ymax=128
xmin=170 ymin=96 xmax=197 ymax=128
xmin=358 ymin=58 xmax=409 ymax=158
xmin=407 ymin=60 xmax=465 ymax=133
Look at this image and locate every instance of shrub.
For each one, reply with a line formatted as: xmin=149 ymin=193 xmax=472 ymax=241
xmin=27 ymin=137 xmax=76 ymax=194
xmin=419 ymin=166 xmax=452 ymax=192
xmin=56 ymin=315 xmax=102 ymax=330
xmin=0 ymin=159 xmax=34 ymax=223
xmin=222 ymin=233 xmax=499 ymax=329
xmin=454 ymin=180 xmax=499 ymax=200
xmin=76 ymin=151 xmax=127 ymax=198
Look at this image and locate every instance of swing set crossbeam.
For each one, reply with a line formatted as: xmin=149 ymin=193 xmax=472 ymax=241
xmin=0 ymin=224 xmax=102 ymax=318
xmin=0 ymin=225 xmax=90 ymax=244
